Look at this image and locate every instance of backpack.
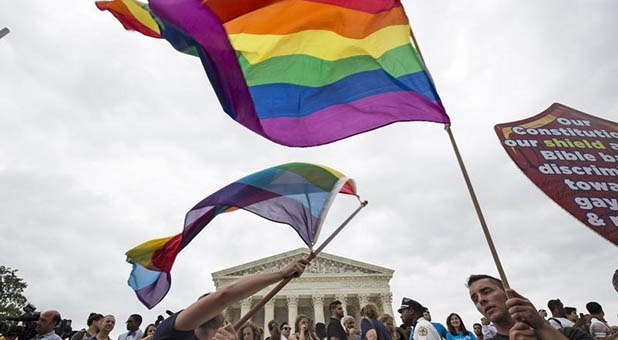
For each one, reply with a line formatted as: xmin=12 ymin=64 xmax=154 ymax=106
xmin=548 ymin=318 xmax=563 ymax=328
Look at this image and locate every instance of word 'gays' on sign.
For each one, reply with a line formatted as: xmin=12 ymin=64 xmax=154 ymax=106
xmin=495 ymin=103 xmax=618 ymax=246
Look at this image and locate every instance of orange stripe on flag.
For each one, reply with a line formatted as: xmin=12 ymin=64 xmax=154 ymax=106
xmin=224 ymin=0 xmax=408 ymax=39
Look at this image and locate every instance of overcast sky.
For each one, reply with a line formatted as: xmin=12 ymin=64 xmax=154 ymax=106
xmin=1 ymin=0 xmax=617 ymax=335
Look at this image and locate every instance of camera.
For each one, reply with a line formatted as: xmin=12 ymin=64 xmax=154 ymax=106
xmin=0 ymin=304 xmax=72 ymax=339
xmin=0 ymin=304 xmax=40 ymax=340
xmin=55 ymin=319 xmax=73 ymax=339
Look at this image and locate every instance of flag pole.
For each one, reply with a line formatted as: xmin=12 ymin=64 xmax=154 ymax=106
xmin=443 ymin=126 xmax=511 ymax=289
xmin=233 ymin=200 xmax=369 ymax=330
xmin=0 ymin=27 xmax=9 ymax=39
xmin=408 ymin=25 xmax=511 ymax=289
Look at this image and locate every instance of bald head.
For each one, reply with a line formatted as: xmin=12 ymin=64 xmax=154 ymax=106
xmin=342 ymin=316 xmax=355 ymax=330
xmin=36 ymin=310 xmax=61 ymax=335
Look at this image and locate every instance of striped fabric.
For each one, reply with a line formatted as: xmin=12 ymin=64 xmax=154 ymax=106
xmin=125 ymin=162 xmax=357 ymax=308
xmin=98 ymin=0 xmax=450 ymax=146
xmin=95 ymin=0 xmax=160 ymax=38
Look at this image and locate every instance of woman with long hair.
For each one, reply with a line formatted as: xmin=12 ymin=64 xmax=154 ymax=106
xmin=239 ymin=322 xmax=262 ymax=340
xmin=141 ymin=324 xmax=156 ymax=340
xmin=445 ymin=313 xmax=476 ymax=340
xmin=360 ymin=303 xmax=392 ymax=340
xmin=267 ymin=320 xmax=283 ymax=340
xmin=288 ymin=314 xmax=319 ymax=340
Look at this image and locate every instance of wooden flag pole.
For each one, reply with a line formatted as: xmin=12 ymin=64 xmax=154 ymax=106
xmin=444 ymin=125 xmax=510 ymax=289
xmin=0 ymin=27 xmax=10 ymax=40
xmin=233 ymin=200 xmax=369 ymax=330
xmin=408 ymin=25 xmax=511 ymax=289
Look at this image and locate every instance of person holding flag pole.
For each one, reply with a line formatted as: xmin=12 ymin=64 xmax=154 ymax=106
xmin=153 ymin=259 xmax=309 ymax=340
xmin=406 ymin=14 xmax=595 ymax=340
xmin=406 ymin=20 xmax=591 ymax=340
xmin=466 ymin=274 xmax=593 ymax=340
xmin=150 ymin=197 xmax=368 ymax=339
xmin=118 ymin=162 xmax=368 ymax=337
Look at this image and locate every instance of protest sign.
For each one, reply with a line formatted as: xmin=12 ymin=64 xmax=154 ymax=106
xmin=495 ymin=103 xmax=618 ymax=246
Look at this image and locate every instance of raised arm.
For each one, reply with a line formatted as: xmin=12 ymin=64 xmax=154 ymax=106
xmin=175 ymin=259 xmax=308 ymax=331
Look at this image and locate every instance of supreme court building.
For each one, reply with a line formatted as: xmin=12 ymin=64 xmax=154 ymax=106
xmin=212 ymin=248 xmax=395 ymax=332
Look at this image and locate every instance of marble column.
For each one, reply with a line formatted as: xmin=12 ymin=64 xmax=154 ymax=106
xmin=312 ymin=294 xmax=325 ymax=324
xmin=240 ymin=299 xmax=252 ymax=323
xmin=379 ymin=293 xmax=393 ymax=319
xmin=335 ymin=294 xmax=348 ymax=315
xmin=264 ymin=299 xmax=275 ymax=333
xmin=287 ymin=295 xmax=299 ymax=325
xmin=358 ymin=294 xmax=370 ymax=310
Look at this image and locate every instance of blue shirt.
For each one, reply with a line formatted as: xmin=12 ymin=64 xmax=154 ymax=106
xmin=360 ymin=318 xmax=392 ymax=340
xmin=445 ymin=332 xmax=476 ymax=340
xmin=409 ymin=323 xmax=447 ymax=340
xmin=432 ymin=323 xmax=448 ymax=339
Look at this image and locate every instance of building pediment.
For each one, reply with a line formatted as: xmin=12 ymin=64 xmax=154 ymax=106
xmin=212 ymin=248 xmax=396 ymax=330
xmin=212 ymin=248 xmax=393 ymax=279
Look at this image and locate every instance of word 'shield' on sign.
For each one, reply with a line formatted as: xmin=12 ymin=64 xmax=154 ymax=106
xmin=495 ymin=103 xmax=618 ymax=246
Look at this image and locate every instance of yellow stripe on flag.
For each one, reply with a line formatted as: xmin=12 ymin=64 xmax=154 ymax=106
xmin=229 ymin=25 xmax=411 ymax=65
xmin=122 ymin=0 xmax=160 ymax=35
xmin=125 ymin=235 xmax=174 ymax=267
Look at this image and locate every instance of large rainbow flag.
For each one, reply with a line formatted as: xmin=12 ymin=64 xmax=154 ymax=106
xmin=126 ymin=162 xmax=357 ymax=308
xmin=97 ymin=0 xmax=450 ymax=147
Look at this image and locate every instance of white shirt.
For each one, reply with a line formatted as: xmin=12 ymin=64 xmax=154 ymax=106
xmin=590 ymin=317 xmax=614 ymax=339
xmin=33 ymin=331 xmax=62 ymax=340
xmin=481 ymin=324 xmax=497 ymax=339
xmin=413 ymin=319 xmax=440 ymax=340
xmin=548 ymin=317 xmax=574 ymax=329
xmin=118 ymin=330 xmax=143 ymax=340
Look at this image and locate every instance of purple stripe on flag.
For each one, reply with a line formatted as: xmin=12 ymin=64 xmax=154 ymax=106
xmin=150 ymin=0 xmax=263 ymax=135
xmin=180 ymin=205 xmax=217 ymax=250
xmin=187 ymin=183 xmax=317 ymax=245
xmin=260 ymin=91 xmax=450 ymax=147
xmin=243 ymin=196 xmax=317 ymax=244
xmin=192 ymin=183 xmax=282 ymax=211
xmin=134 ymin=270 xmax=171 ymax=309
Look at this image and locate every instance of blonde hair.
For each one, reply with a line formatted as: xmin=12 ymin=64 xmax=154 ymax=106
xmin=362 ymin=303 xmax=379 ymax=319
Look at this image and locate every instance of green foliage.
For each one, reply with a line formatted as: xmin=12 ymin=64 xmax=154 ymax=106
xmin=0 ymin=266 xmax=28 ymax=318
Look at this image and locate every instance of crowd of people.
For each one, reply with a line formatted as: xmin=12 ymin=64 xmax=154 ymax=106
xmin=2 ymin=260 xmax=616 ymax=340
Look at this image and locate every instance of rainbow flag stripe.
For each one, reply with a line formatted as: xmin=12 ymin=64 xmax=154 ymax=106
xmin=126 ymin=162 xmax=357 ymax=308
xmin=98 ymin=0 xmax=449 ymax=146
xmin=95 ymin=0 xmax=160 ymax=38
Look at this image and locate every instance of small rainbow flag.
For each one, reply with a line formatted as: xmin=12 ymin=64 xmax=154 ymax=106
xmin=126 ymin=162 xmax=357 ymax=308
xmin=97 ymin=0 xmax=449 ymax=146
